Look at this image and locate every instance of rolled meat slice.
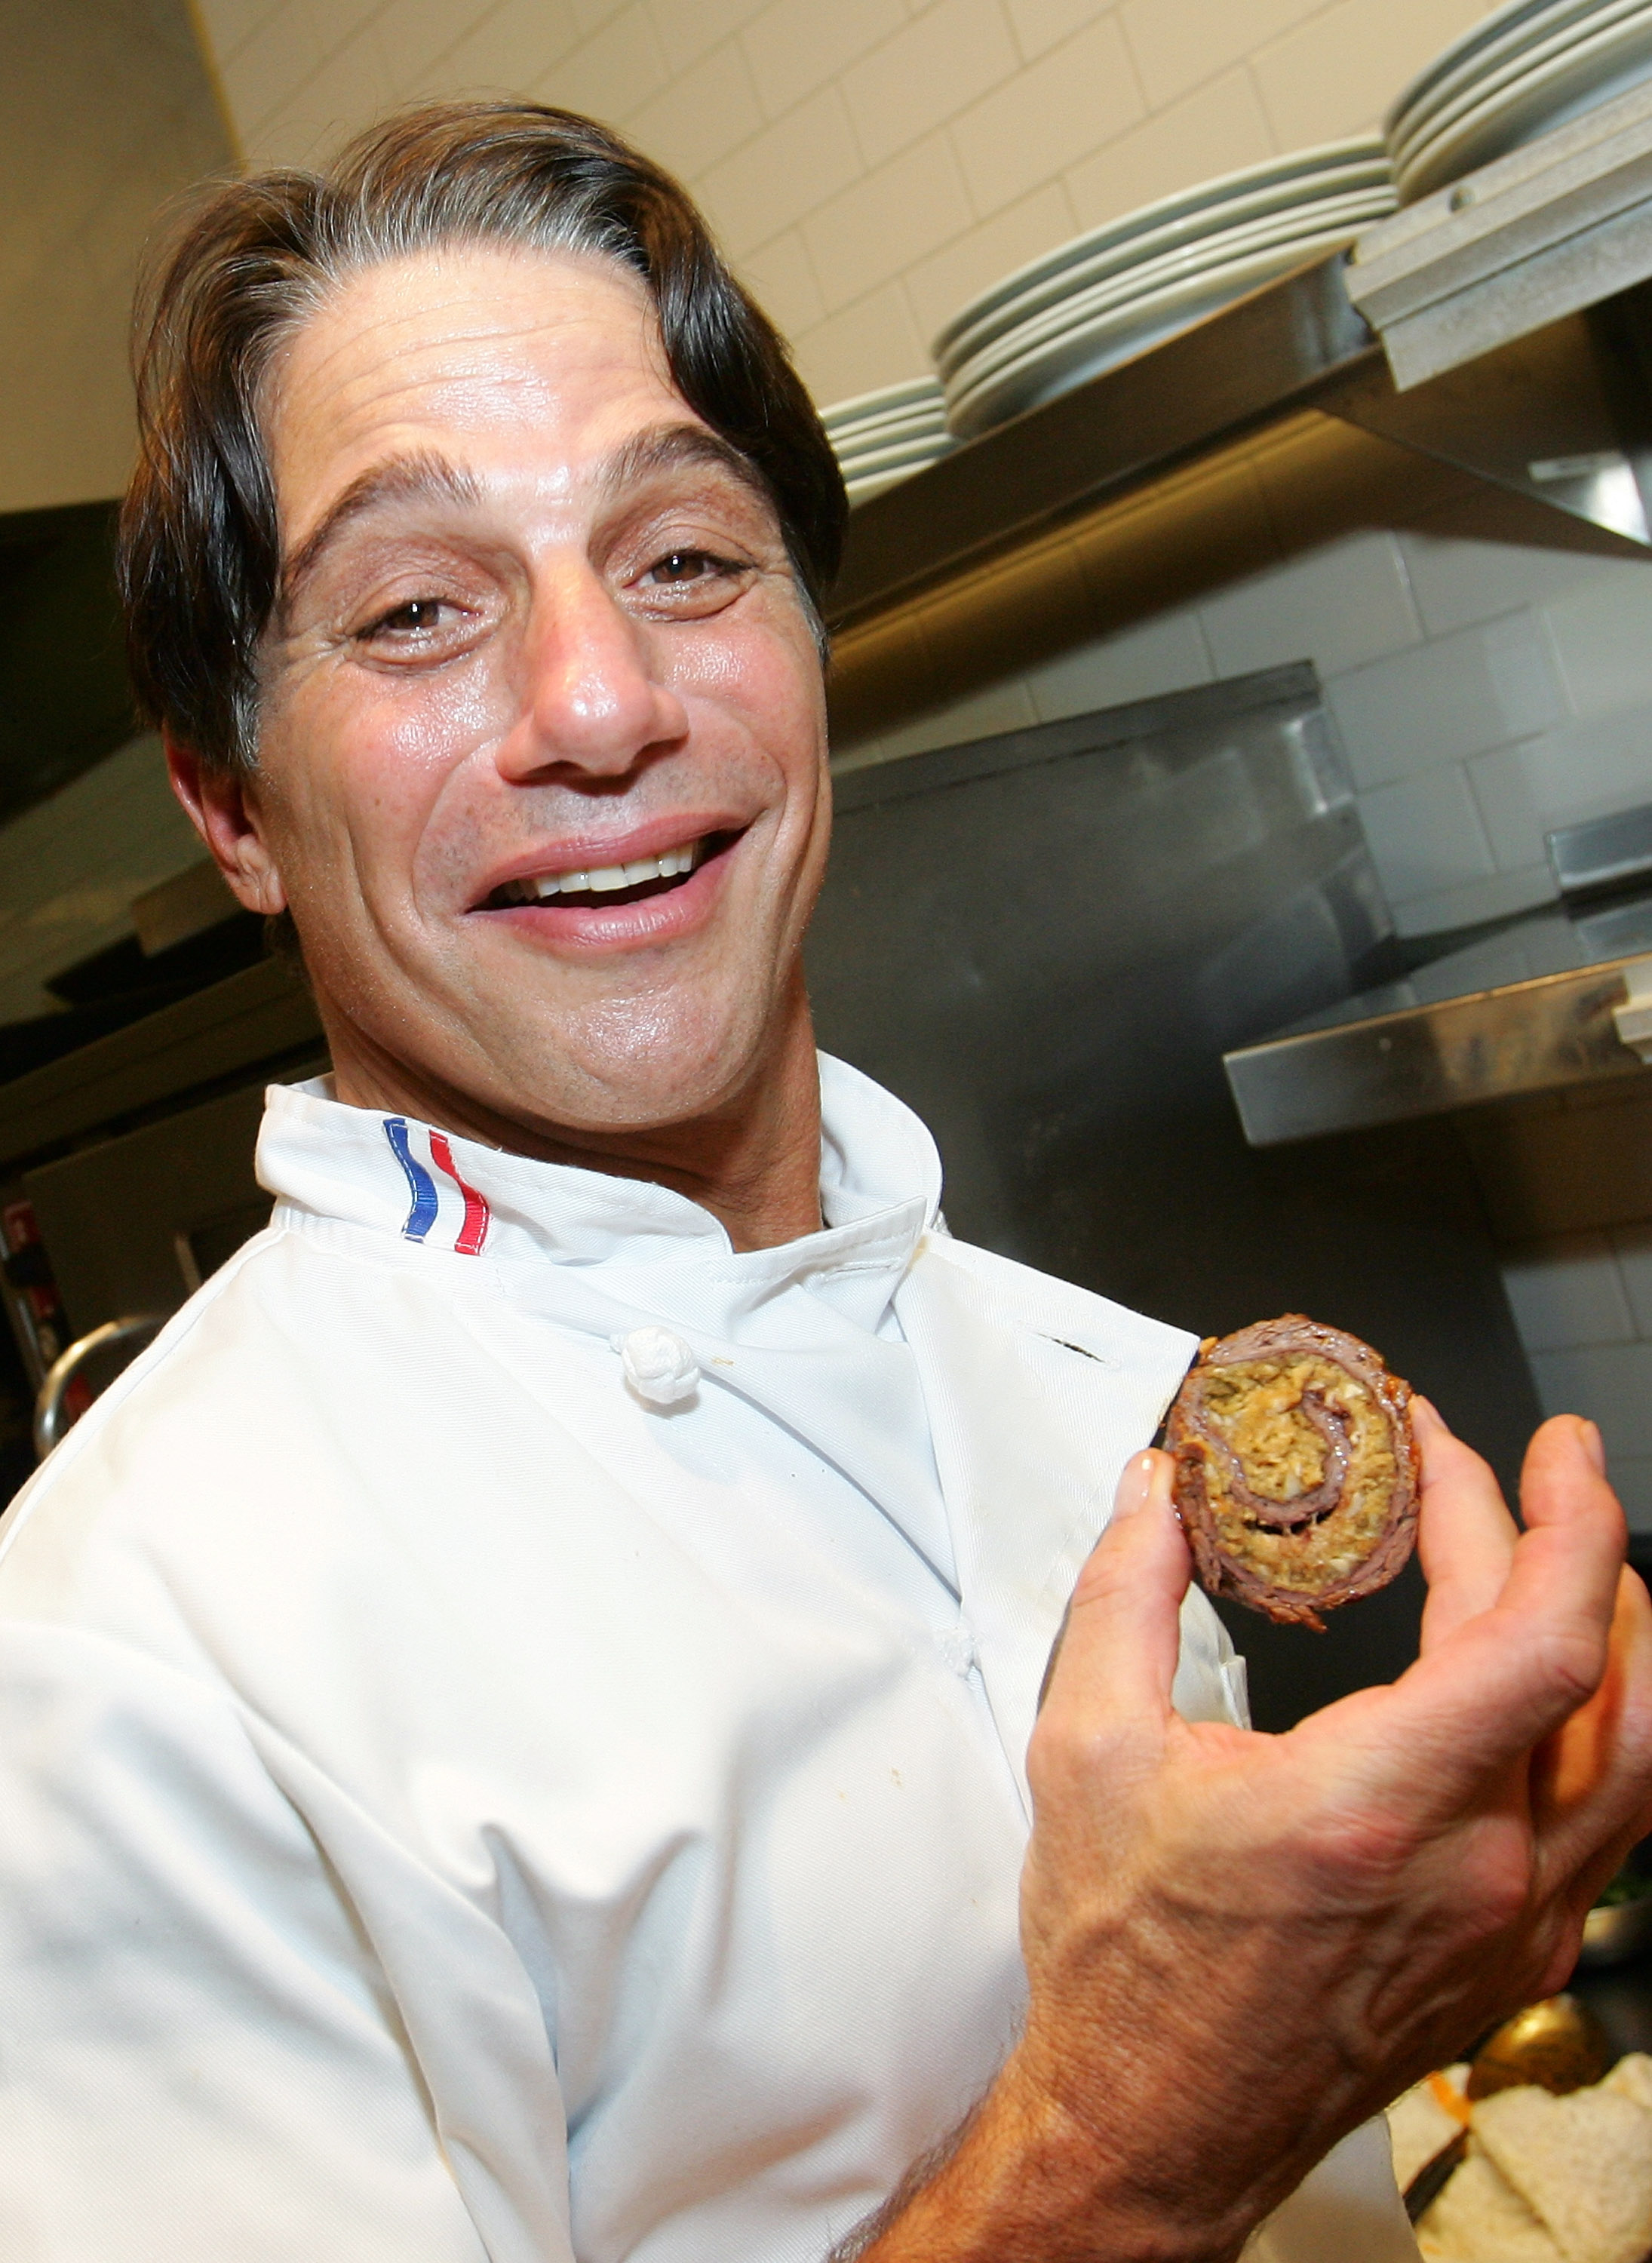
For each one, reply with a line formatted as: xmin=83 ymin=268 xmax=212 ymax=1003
xmin=1165 ymin=1315 xmax=1420 ymax=1630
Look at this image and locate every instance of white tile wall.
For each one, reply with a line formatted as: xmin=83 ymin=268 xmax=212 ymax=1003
xmin=188 ymin=0 xmax=1516 ymax=407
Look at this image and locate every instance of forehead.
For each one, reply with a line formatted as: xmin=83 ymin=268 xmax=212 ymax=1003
xmin=263 ymin=243 xmax=696 ymax=529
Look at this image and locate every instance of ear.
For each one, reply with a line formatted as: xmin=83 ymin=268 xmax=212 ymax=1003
xmin=165 ymin=735 xmax=289 ymax=917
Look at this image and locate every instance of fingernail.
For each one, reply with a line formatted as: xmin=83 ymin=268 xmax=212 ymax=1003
xmin=1113 ymin=1451 xmax=1159 ymax=1520
xmin=1581 ymin=1419 xmax=1607 ymax=1476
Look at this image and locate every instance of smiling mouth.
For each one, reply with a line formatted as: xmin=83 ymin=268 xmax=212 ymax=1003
xmin=481 ymin=831 xmax=737 ymax=912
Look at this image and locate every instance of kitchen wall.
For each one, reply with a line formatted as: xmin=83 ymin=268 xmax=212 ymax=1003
xmin=0 ymin=0 xmax=232 ymax=514
xmin=193 ymin=0 xmax=1509 ymax=410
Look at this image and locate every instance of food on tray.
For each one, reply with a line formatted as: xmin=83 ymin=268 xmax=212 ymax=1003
xmin=1389 ymin=2053 xmax=1652 ymax=2263
xmin=1165 ymin=1315 xmax=1420 ymax=1629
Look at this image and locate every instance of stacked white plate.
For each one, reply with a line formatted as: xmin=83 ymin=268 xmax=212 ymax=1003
xmin=820 ymin=378 xmax=954 ymax=505
xmin=933 ymin=139 xmax=1396 ymax=443
xmin=1387 ymin=0 xmax=1652 ymax=204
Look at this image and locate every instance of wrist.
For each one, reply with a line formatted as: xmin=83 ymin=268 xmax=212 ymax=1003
xmin=853 ymin=2047 xmax=1257 ymax=2263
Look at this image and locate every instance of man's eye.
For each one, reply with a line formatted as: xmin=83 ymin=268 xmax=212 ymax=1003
xmin=361 ymin=597 xmax=451 ymax=638
xmin=641 ymin=550 xmax=741 ymax=588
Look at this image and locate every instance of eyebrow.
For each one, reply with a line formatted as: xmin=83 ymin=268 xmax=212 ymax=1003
xmin=277 ymin=422 xmax=777 ymax=616
xmin=280 ymin=450 xmax=483 ymax=613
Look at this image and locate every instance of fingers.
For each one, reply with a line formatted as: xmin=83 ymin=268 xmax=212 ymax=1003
xmin=1531 ymin=1560 xmax=1652 ymax=1898
xmin=1414 ymin=1397 xmax=1518 ymax=1650
xmin=1371 ymin=1420 xmax=1632 ymax=1820
xmin=1039 ymin=1451 xmax=1191 ymax=1745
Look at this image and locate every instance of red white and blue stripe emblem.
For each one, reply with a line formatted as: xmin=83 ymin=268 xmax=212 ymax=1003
xmin=382 ymin=1118 xmax=490 ymax=1255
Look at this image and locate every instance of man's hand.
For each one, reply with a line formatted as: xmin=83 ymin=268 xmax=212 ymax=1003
xmin=849 ymin=1408 xmax=1652 ymax=2263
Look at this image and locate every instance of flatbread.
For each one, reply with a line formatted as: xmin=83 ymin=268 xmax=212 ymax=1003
xmin=1417 ymin=2142 xmax=1564 ymax=2263
xmin=1387 ymin=2071 xmax=1469 ymax=2189
xmin=1473 ymin=2081 xmax=1652 ymax=2263
xmin=1604 ymin=2053 xmax=1652 ymax=2117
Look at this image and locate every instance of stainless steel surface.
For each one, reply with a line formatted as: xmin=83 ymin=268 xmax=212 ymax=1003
xmin=1224 ymin=895 xmax=1652 ymax=1145
xmin=33 ymin=1312 xmax=164 ymax=1458
xmin=1349 ymin=76 xmax=1652 ymax=389
xmin=1549 ymin=797 xmax=1652 ymax=893
xmin=1466 ymin=1994 xmax=1614 ymax=2099
xmin=830 ymin=242 xmax=1652 ymax=633
xmin=809 ymin=662 xmax=1543 ymax=1729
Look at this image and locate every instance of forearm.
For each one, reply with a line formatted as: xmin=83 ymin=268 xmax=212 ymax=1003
xmin=829 ymin=2050 xmax=1262 ymax=2263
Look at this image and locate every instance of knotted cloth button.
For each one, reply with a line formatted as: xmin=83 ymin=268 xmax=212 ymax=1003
xmin=613 ymin=1325 xmax=699 ymax=1408
xmin=936 ymin=1622 xmax=978 ymax=1678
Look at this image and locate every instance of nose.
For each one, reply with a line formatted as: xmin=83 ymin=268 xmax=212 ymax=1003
xmin=502 ymin=563 xmax=689 ymax=781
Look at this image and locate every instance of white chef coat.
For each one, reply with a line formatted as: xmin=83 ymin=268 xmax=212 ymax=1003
xmin=0 ymin=1053 xmax=1415 ymax=2263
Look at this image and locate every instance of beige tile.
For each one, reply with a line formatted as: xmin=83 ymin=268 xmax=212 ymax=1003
xmin=1068 ymin=444 xmax=1279 ymax=631
xmin=1541 ymin=569 xmax=1652 ymax=722
xmin=793 ymin=281 xmax=930 ymax=412
xmin=736 ymin=229 xmax=827 ymax=341
xmin=1389 ymin=861 xmax=1554 ymax=936
xmin=374 ymin=0 xmax=502 ymax=97
xmin=1200 ymin=530 xmax=1421 ymax=682
xmin=803 ymin=131 xmax=973 ymax=313
xmin=241 ymin=11 xmax=395 ymax=164
xmin=696 ymin=84 xmax=864 ymax=259
xmin=739 ymin=0 xmax=906 ymax=122
xmin=622 ymin=38 xmax=763 ymax=175
xmin=217 ymin=0 xmax=354 ymax=137
xmin=828 ymin=606 xmax=946 ymax=742
xmin=1118 ymin=0 xmax=1322 ymax=112
xmin=874 ymin=676 xmax=1039 ymax=760
xmin=1026 ymin=607 xmax=1212 ymax=720
xmin=646 ymin=0 xmax=769 ymax=78
xmin=918 ymin=533 xmax=1098 ymax=692
xmin=426 ymin=0 xmax=582 ymax=97
xmin=195 ymin=0 xmax=287 ymax=66
xmin=1066 ymin=68 xmax=1276 ymax=230
xmin=1356 ymin=764 xmax=1494 ymax=907
xmin=903 ymin=177 xmax=1077 ymax=349
xmin=1251 ymin=0 xmax=1491 ymax=149
xmin=951 ymin=14 xmax=1144 ymax=219
xmin=537 ymin=3 xmax=668 ymax=124
xmin=1399 ymin=509 xmax=1644 ymax=639
xmin=1005 ymin=0 xmax=1110 ymax=65
xmin=840 ymin=0 xmax=1018 ymax=170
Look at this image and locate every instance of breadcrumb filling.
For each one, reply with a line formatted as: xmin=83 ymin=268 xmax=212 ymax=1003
xmin=1199 ymin=1354 xmax=1397 ymax=1592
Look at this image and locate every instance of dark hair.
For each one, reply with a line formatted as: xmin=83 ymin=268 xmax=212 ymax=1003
xmin=118 ymin=100 xmax=846 ymax=772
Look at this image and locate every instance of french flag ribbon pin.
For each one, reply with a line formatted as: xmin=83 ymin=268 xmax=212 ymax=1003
xmin=382 ymin=1118 xmax=491 ymax=1256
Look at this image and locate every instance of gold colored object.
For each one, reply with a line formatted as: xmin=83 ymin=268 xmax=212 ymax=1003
xmin=1464 ymin=1996 xmax=1614 ymax=2102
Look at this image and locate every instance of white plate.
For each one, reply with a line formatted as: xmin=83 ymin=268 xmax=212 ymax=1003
xmin=936 ymin=157 xmax=1392 ymax=377
xmin=945 ymin=226 xmax=1365 ymax=440
xmin=943 ymin=189 xmax=1392 ymax=405
xmin=819 ymin=376 xmax=942 ymax=431
xmin=844 ymin=449 xmax=952 ymax=505
xmin=825 ymin=404 xmax=950 ymax=450
xmin=1388 ymin=0 xmax=1616 ymax=140
xmin=1395 ymin=3 xmax=1652 ymax=198
xmin=833 ymin=432 xmax=957 ymax=478
xmin=1389 ymin=0 xmax=1652 ymax=173
xmin=931 ymin=136 xmax=1387 ymax=367
xmin=1386 ymin=0 xmax=1611 ymax=149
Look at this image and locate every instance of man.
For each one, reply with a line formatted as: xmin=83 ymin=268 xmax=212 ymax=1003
xmin=0 ymin=101 xmax=1646 ymax=2263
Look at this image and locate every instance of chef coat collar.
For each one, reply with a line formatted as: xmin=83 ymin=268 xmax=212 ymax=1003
xmin=257 ymin=1052 xmax=943 ymax=1335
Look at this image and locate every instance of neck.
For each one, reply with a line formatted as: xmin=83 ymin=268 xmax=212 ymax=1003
xmin=324 ymin=981 xmax=826 ymax=1254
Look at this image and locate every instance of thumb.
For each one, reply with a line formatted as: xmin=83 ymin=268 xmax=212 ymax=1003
xmin=1042 ymin=1449 xmax=1191 ymax=1736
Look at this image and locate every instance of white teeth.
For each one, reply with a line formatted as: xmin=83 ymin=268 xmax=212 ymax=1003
xmin=497 ymin=838 xmax=705 ymax=907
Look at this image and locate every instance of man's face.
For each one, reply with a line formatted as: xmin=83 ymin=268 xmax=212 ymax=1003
xmin=241 ymin=244 xmax=831 ymax=1138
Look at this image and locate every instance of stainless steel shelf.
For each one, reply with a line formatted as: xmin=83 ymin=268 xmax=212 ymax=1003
xmin=828 ymin=250 xmax=1652 ymax=631
xmin=1223 ymin=896 xmax=1652 ymax=1146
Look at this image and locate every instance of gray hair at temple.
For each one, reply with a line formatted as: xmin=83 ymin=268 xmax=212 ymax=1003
xmin=118 ymin=100 xmax=848 ymax=775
